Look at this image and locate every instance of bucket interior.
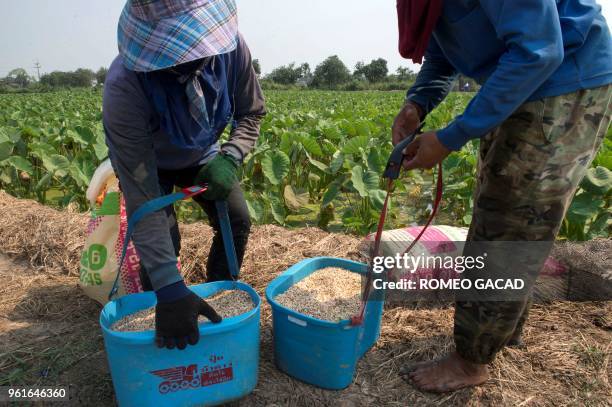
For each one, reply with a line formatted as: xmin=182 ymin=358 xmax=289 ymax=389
xmin=100 ymin=280 xmax=261 ymax=342
xmin=266 ymin=257 xmax=371 ymax=327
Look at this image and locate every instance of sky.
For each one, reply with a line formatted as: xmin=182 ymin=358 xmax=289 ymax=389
xmin=1 ymin=0 xmax=612 ymax=78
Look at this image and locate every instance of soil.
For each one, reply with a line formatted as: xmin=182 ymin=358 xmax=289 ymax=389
xmin=1 ymin=251 xmax=611 ymax=406
xmin=0 ymin=191 xmax=611 ymax=406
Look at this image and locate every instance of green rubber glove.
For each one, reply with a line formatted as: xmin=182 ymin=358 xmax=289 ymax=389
xmin=196 ymin=153 xmax=239 ymax=201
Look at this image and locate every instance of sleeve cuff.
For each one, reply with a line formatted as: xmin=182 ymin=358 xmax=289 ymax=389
xmin=437 ymin=120 xmax=475 ymax=151
xmin=221 ymin=143 xmax=244 ymax=163
xmin=156 ymin=280 xmax=191 ymax=303
xmin=405 ymin=94 xmax=431 ymax=118
xmin=147 ymin=261 xmax=183 ymax=291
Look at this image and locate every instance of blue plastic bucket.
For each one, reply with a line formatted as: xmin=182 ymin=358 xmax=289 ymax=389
xmin=100 ymin=281 xmax=260 ymax=407
xmin=265 ymin=257 xmax=384 ymax=389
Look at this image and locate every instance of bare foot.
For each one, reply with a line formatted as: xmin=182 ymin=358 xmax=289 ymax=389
xmin=400 ymin=351 xmax=489 ymax=393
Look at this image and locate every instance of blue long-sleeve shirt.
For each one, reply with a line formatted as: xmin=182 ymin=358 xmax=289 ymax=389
xmin=406 ymin=0 xmax=612 ymax=151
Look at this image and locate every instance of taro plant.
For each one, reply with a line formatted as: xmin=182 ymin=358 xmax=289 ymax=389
xmin=0 ymin=90 xmax=107 ymax=209
xmin=1 ymin=89 xmax=608 ymax=240
xmin=560 ymin=166 xmax=611 ymax=240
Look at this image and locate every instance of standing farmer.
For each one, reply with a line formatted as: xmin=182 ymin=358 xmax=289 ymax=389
xmin=103 ymin=0 xmax=265 ymax=350
xmin=393 ymin=0 xmax=611 ymax=392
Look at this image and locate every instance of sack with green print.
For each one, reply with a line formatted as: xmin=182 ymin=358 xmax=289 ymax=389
xmin=79 ymin=159 xmax=143 ymax=305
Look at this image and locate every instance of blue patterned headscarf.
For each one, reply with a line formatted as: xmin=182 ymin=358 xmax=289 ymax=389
xmin=118 ymin=0 xmax=238 ymax=72
xmin=141 ymin=54 xmax=235 ymax=150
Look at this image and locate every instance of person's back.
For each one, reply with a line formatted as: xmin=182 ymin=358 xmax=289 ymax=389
xmin=403 ymin=0 xmax=612 ymax=151
xmin=432 ymin=0 xmax=611 ymax=100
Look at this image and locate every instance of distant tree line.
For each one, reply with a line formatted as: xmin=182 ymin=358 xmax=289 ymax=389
xmin=253 ymin=56 xmax=403 ymax=90
xmin=40 ymin=68 xmax=108 ymax=88
xmin=257 ymin=55 xmax=480 ymax=92
xmin=1 ymin=56 xmax=479 ymax=94
xmin=258 ymin=55 xmax=419 ymax=91
xmin=1 ymin=68 xmax=32 ymax=89
xmin=0 ymin=67 xmax=107 ymax=93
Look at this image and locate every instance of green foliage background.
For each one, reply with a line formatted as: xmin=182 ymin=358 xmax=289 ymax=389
xmin=0 ymin=89 xmax=610 ymax=240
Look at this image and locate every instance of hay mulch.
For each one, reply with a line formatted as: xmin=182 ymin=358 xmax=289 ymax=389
xmin=0 ymin=190 xmax=611 ymax=406
xmin=0 ymin=190 xmax=362 ymax=285
xmin=0 ymin=191 xmax=88 ymax=274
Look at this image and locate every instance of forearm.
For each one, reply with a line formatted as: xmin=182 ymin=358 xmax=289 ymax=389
xmin=105 ymin=127 xmax=182 ymax=290
xmin=406 ymin=38 xmax=458 ymax=117
xmin=102 ymin=76 xmax=182 ymax=291
xmin=222 ymin=114 xmax=265 ymax=161
xmin=225 ymin=34 xmax=266 ymax=162
xmin=406 ymin=71 xmax=457 ymax=118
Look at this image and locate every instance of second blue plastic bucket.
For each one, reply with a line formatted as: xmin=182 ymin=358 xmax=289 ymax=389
xmin=265 ymin=257 xmax=384 ymax=389
xmin=100 ymin=281 xmax=260 ymax=407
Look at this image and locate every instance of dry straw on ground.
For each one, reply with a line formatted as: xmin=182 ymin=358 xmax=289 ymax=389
xmin=111 ymin=289 xmax=254 ymax=332
xmin=1 ymin=190 xmax=611 ymax=406
xmin=0 ymin=191 xmax=87 ymax=274
xmin=275 ymin=267 xmax=362 ymax=321
xmin=0 ymin=191 xmax=363 ymax=286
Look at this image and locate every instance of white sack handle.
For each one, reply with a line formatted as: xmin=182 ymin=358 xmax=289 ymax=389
xmin=86 ymin=159 xmax=116 ymax=207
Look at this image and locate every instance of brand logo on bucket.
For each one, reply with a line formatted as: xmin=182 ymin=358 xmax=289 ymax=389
xmin=150 ymin=355 xmax=234 ymax=394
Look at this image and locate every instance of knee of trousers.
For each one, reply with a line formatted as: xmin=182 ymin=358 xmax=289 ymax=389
xmin=230 ymin=214 xmax=251 ymax=236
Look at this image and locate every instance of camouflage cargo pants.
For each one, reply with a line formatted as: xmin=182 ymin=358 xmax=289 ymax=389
xmin=454 ymin=84 xmax=612 ymax=364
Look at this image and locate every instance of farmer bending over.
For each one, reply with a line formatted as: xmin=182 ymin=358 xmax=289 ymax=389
xmin=103 ymin=0 xmax=265 ymax=350
xmin=393 ymin=0 xmax=611 ymax=392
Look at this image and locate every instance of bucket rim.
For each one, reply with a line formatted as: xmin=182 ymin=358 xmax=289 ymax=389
xmin=100 ymin=280 xmax=261 ymax=344
xmin=265 ymin=257 xmax=368 ymax=328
